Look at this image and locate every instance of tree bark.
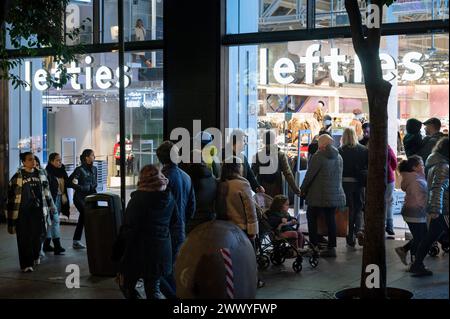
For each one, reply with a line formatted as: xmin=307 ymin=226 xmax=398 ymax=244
xmin=0 ymin=0 xmax=12 ymax=224
xmin=345 ymin=0 xmax=392 ymax=298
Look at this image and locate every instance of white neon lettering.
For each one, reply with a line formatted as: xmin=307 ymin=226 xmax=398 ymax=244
xmin=402 ymin=52 xmax=424 ymax=81
xmin=273 ymin=58 xmax=296 ymax=85
xmin=324 ymin=48 xmax=347 ymax=83
xmin=300 ymin=44 xmax=321 ymax=84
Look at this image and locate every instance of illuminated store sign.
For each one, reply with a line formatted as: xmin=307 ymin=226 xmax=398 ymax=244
xmin=262 ymin=45 xmax=425 ymax=85
xmin=24 ymin=56 xmax=132 ymax=91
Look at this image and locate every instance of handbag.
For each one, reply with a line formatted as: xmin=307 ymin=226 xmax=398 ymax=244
xmin=317 ymin=207 xmax=349 ymax=237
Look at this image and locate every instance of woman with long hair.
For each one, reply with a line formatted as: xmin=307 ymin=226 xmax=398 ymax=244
xmin=6 ymin=152 xmax=56 ymax=272
xmin=68 ymin=149 xmax=97 ymax=249
xmin=44 ymin=152 xmax=70 ymax=255
xmin=338 ymin=127 xmax=368 ymax=248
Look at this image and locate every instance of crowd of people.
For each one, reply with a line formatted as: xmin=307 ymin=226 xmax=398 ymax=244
xmin=4 ymin=116 xmax=448 ymax=297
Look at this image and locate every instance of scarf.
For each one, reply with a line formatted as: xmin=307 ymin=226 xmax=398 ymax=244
xmin=46 ymin=163 xmax=68 ymax=179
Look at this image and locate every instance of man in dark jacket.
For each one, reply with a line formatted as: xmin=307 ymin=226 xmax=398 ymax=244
xmin=157 ymin=141 xmax=196 ymax=252
xmin=157 ymin=141 xmax=196 ymax=298
xmin=417 ymin=117 xmax=445 ymax=165
xmin=180 ymin=150 xmax=218 ymax=234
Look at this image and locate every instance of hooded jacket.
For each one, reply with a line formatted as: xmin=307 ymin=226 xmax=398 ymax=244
xmin=400 ymin=171 xmax=428 ymax=223
xmin=425 ymin=152 xmax=449 ymax=217
xmin=216 ymin=176 xmax=259 ymax=236
xmin=113 ymin=190 xmax=178 ymax=279
xmin=180 ymin=160 xmax=218 ymax=233
xmin=300 ymin=144 xmax=346 ymax=208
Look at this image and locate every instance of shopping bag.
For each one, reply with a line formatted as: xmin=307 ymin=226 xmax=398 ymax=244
xmin=317 ymin=207 xmax=349 ymax=237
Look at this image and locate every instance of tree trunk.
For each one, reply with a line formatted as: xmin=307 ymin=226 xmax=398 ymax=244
xmin=360 ymin=79 xmax=391 ymax=298
xmin=0 ymin=0 xmax=11 ymax=223
xmin=345 ymin=0 xmax=392 ymax=298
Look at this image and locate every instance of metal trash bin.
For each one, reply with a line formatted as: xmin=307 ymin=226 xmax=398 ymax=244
xmin=84 ymin=193 xmax=123 ymax=276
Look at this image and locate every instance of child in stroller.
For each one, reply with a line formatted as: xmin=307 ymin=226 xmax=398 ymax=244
xmin=266 ymin=195 xmax=305 ymax=251
xmin=254 ymin=193 xmax=319 ymax=273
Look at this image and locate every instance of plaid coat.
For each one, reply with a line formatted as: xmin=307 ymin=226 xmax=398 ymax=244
xmin=5 ymin=168 xmax=56 ymax=227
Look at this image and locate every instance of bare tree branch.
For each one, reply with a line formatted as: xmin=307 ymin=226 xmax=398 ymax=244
xmin=345 ymin=0 xmax=366 ymax=56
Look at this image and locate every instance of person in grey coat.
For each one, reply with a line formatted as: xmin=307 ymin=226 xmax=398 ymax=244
xmin=301 ymin=134 xmax=346 ymax=257
xmin=410 ymin=137 xmax=449 ymax=277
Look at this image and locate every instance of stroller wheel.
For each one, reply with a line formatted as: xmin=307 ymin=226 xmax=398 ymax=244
xmin=270 ymin=251 xmax=286 ymax=265
xmin=257 ymin=254 xmax=270 ymax=270
xmin=309 ymin=257 xmax=319 ymax=268
xmin=428 ymin=245 xmax=440 ymax=257
xmin=292 ymin=260 xmax=303 ymax=273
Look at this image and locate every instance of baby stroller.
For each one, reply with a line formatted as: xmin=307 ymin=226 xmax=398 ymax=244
xmin=254 ymin=193 xmax=319 ymax=273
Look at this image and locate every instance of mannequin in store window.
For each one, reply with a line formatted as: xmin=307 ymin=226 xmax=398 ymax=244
xmin=113 ymin=139 xmax=135 ymax=177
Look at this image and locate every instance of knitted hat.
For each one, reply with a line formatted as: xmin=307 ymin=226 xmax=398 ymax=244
xmin=137 ymin=165 xmax=168 ymax=192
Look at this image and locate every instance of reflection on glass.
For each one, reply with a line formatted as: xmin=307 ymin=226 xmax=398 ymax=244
xmin=65 ymin=0 xmax=94 ymax=44
xmin=315 ymin=0 xmax=449 ymax=28
xmin=228 ymin=34 xmax=449 ymax=163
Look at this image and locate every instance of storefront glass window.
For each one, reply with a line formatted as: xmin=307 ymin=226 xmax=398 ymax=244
xmin=65 ymin=0 xmax=94 ymax=45
xmin=226 ymin=0 xmax=449 ymax=34
xmin=316 ymin=0 xmax=449 ymax=28
xmin=103 ymin=0 xmax=163 ymax=43
xmin=227 ymin=33 xmax=449 ymax=162
xmin=227 ymin=0 xmax=307 ymax=33
xmin=8 ymin=49 xmax=163 ymax=216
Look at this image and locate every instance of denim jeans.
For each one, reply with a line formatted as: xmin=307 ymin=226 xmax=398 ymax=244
xmin=385 ymin=182 xmax=395 ymax=231
xmin=47 ymin=195 xmax=61 ymax=239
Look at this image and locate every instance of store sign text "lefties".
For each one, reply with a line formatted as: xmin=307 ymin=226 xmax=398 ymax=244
xmin=261 ymin=45 xmax=425 ymax=85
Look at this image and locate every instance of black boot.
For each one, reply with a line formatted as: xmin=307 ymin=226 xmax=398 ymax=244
xmin=43 ymin=238 xmax=54 ymax=252
xmin=53 ymin=238 xmax=66 ymax=255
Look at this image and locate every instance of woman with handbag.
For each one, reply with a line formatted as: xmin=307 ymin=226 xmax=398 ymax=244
xmin=301 ymin=134 xmax=346 ymax=258
xmin=6 ymin=152 xmax=57 ymax=272
xmin=338 ymin=127 xmax=368 ymax=248
xmin=44 ymin=153 xmax=70 ymax=255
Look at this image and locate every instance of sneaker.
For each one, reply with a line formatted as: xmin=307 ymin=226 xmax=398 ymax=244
xmin=34 ymin=258 xmax=40 ymax=266
xmin=386 ymin=228 xmax=395 ymax=236
xmin=39 ymin=250 xmax=46 ymax=258
xmin=410 ymin=264 xmax=433 ymax=277
xmin=73 ymin=241 xmax=86 ymax=249
xmin=395 ymin=247 xmax=408 ymax=266
xmin=320 ymin=247 xmax=337 ymax=258
xmin=22 ymin=267 xmax=34 ymax=273
xmin=356 ymin=231 xmax=365 ymax=246
xmin=257 ymin=279 xmax=266 ymax=288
